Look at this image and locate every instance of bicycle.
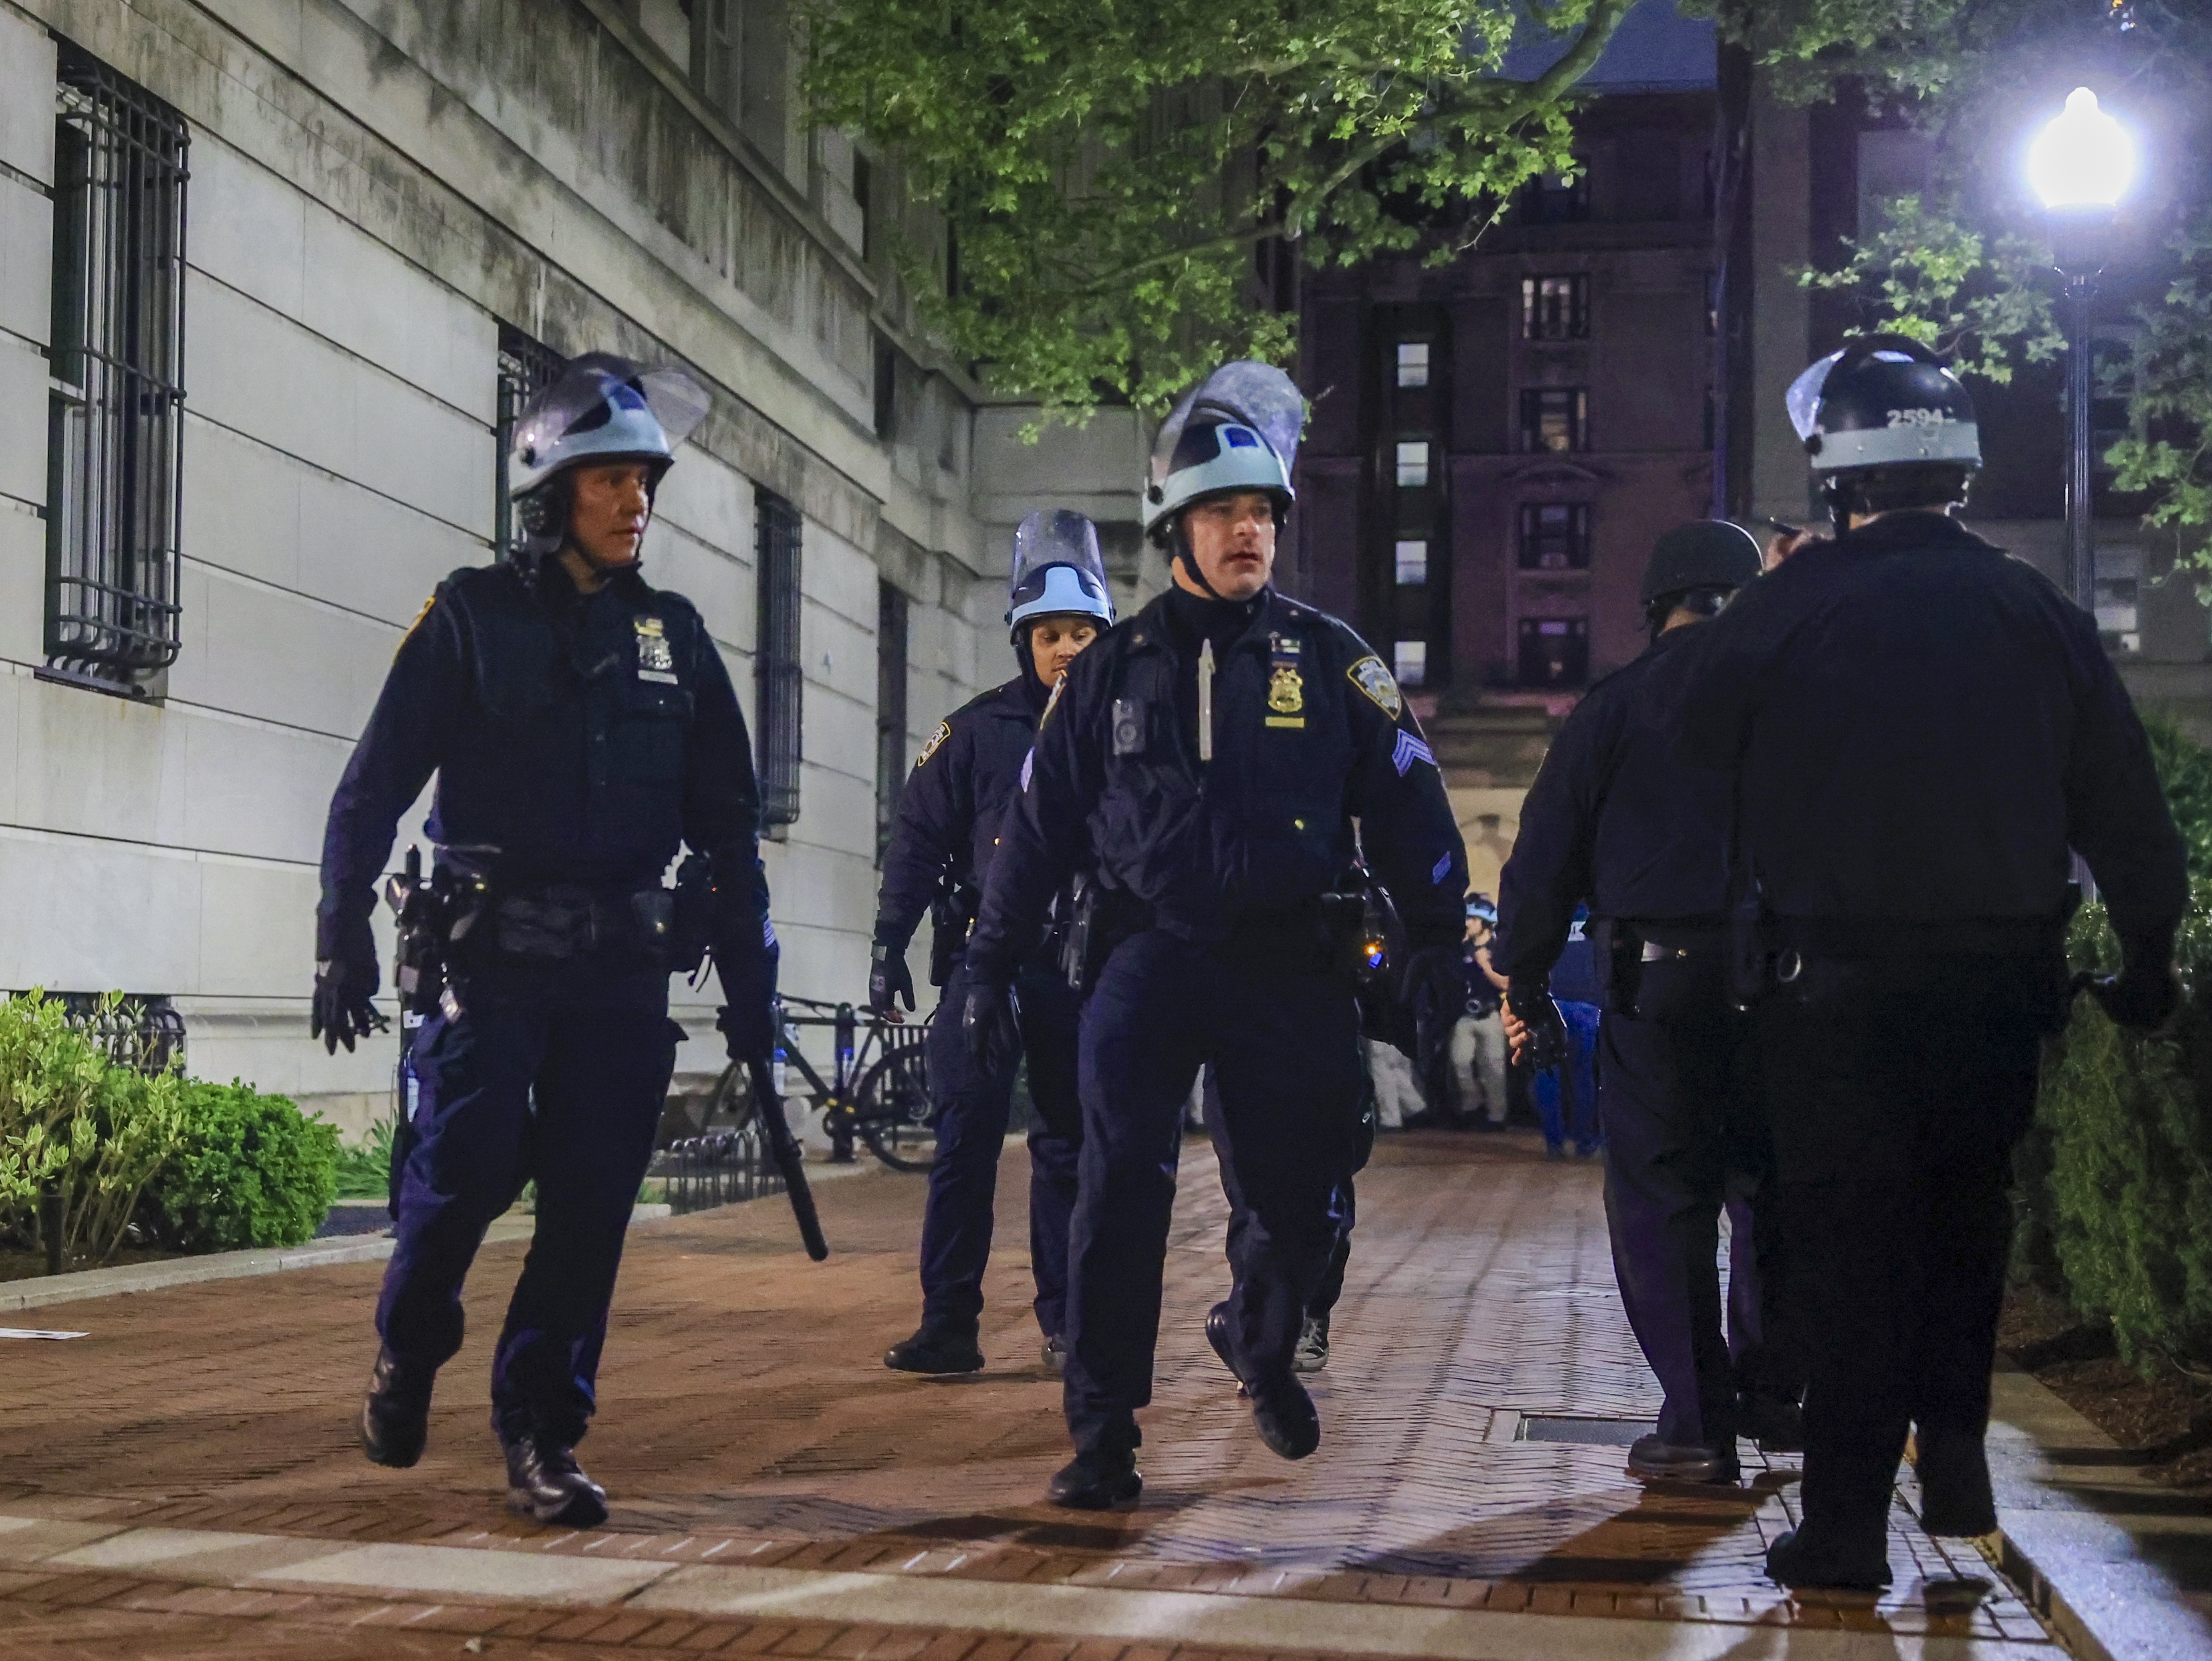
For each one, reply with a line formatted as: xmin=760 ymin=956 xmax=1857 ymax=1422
xmin=694 ymin=994 xmax=937 ymax=1172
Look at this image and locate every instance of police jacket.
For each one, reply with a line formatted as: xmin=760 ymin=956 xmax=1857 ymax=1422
xmin=966 ymin=586 xmax=1468 ymax=977
xmin=1492 ymin=626 xmax=1731 ymax=983
xmin=872 ymin=673 xmax=1050 ymax=959
xmin=1671 ymin=511 xmax=2187 ymax=952
xmin=316 ymin=561 xmax=773 ymax=975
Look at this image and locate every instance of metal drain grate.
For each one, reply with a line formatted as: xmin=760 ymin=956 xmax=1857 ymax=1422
xmin=1518 ymin=1415 xmax=1655 ymax=1446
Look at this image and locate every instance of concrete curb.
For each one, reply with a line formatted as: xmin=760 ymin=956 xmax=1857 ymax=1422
xmin=2 ymin=1202 xmax=683 ymax=1315
xmin=1972 ymin=1365 xmax=2212 ymax=1661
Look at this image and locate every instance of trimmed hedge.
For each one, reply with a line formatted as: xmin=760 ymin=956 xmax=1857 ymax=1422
xmin=2018 ymin=714 xmax=2212 ymax=1373
xmin=145 ymin=1080 xmax=341 ymax=1252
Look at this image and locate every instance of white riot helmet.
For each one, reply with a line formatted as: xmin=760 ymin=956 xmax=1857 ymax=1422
xmin=509 ymin=352 xmax=710 ymax=568
xmin=1787 ymin=336 xmax=1980 ymax=526
xmin=1142 ymin=362 xmax=1304 ymax=544
xmin=1006 ymin=509 xmax=1114 ymax=643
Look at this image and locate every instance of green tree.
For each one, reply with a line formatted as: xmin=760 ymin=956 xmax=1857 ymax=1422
xmin=803 ymin=0 xmax=1635 ymax=412
xmin=1694 ymin=0 xmax=2212 ymax=553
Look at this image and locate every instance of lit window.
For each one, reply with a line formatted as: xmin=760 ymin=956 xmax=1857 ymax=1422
xmin=1393 ymin=639 xmax=1428 ymax=687
xmin=1518 ymin=388 xmax=1588 ymax=454
xmin=1395 ymin=440 xmax=1431 ymax=488
xmin=1520 ymin=275 xmax=1589 ymax=341
xmin=1395 ymin=342 xmax=1431 ymax=388
xmin=1394 ymin=539 xmax=1429 ymax=586
xmin=2095 ymin=545 xmax=2142 ymax=655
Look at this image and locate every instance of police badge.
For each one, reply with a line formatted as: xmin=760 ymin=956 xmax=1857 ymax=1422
xmin=1347 ymin=654 xmax=1403 ymax=717
xmin=1266 ymin=663 xmax=1305 ymax=728
xmin=634 ymin=615 xmax=679 ymax=685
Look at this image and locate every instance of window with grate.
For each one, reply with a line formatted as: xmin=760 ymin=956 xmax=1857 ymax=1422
xmin=1519 ymin=388 xmax=1588 ymax=454
xmin=1517 ymin=503 xmax=1590 ymax=570
xmin=691 ymin=0 xmax=737 ymax=113
xmin=875 ymin=583 xmax=909 ymax=865
xmin=1521 ymin=275 xmax=1589 ymax=341
xmin=43 ymin=42 xmax=189 ymax=698
xmin=493 ymin=324 xmax=568 ymax=562
xmin=754 ymin=489 xmax=805 ymax=829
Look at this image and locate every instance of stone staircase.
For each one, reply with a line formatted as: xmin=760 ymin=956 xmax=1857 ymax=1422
xmin=1424 ymin=700 xmax=1563 ymax=790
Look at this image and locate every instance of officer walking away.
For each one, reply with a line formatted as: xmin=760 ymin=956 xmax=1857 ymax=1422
xmin=869 ymin=510 xmax=1113 ymax=1378
xmin=1494 ymin=519 xmax=1798 ymax=1490
xmin=314 ymin=354 xmax=780 ymax=1529
xmin=963 ymin=362 xmax=1470 ymax=1509
xmin=1674 ymin=338 xmax=2187 ymax=1588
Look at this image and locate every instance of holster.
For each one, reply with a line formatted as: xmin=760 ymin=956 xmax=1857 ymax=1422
xmin=1727 ymin=869 xmax=1779 ymax=1012
xmin=1061 ymin=875 xmax=1148 ymax=996
xmin=929 ymin=879 xmax=979 ymax=988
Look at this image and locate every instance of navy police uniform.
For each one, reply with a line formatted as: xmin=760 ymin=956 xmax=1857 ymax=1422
xmin=1494 ymin=624 xmax=1794 ymax=1453
xmin=1674 ymin=510 xmax=2188 ymax=1549
xmin=874 ymin=676 xmax=1082 ymax=1343
xmin=320 ymin=561 xmax=774 ymax=1448
xmin=967 ymin=586 xmax=1467 ymax=1455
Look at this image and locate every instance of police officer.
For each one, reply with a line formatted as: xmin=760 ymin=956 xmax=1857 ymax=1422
xmin=1494 ymin=519 xmax=1798 ymax=1489
xmin=869 ymin=510 xmax=1113 ymax=1377
xmin=1674 ymin=337 xmax=2188 ymax=1587
xmin=315 ymin=354 xmax=778 ymax=1529
xmin=963 ymin=363 xmax=1469 ymax=1509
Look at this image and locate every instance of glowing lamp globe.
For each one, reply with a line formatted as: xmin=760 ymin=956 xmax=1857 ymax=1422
xmin=2028 ymin=88 xmax=2135 ymax=211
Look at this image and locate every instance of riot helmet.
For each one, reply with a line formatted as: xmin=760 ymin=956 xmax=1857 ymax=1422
xmin=1006 ymin=509 xmax=1115 ymax=644
xmin=1787 ymin=335 xmax=1980 ymax=527
xmin=1143 ymin=362 xmax=1303 ymax=545
xmin=1640 ymin=519 xmax=1761 ymax=634
xmin=509 ymin=352 xmax=711 ymax=570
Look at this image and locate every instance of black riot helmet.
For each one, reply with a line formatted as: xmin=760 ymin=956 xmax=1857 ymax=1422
xmin=1640 ymin=519 xmax=1760 ymax=636
xmin=1787 ymin=335 xmax=1981 ymax=529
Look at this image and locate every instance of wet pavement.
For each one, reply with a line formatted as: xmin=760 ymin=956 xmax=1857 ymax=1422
xmin=0 ymin=1131 xmax=2061 ymax=1658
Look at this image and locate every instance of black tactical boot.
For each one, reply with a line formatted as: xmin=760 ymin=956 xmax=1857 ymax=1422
xmin=1047 ymin=1448 xmax=1142 ymax=1510
xmin=1764 ymin=1525 xmax=1892 ymax=1591
xmin=504 ymin=1435 xmax=609 ymax=1529
xmin=1915 ymin=1432 xmax=1997 ymax=1537
xmin=1249 ymin=1373 xmax=1322 ymax=1461
xmin=1627 ymin=1433 xmax=1740 ymax=1484
xmin=884 ymin=1326 xmax=984 ymax=1376
xmin=358 ymin=1348 xmax=435 ymax=1469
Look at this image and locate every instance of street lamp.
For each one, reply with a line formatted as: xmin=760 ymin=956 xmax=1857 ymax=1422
xmin=2028 ymin=87 xmax=2136 ymax=613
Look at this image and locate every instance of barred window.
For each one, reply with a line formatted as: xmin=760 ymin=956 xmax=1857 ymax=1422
xmin=1521 ymin=275 xmax=1589 ymax=341
xmin=44 ymin=42 xmax=188 ymax=698
xmin=874 ymin=583 xmax=909 ymax=865
xmin=754 ymin=489 xmax=804 ymax=829
xmin=493 ymin=324 xmax=567 ymax=561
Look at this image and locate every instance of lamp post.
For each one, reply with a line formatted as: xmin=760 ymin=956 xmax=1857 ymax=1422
xmin=2028 ymin=87 xmax=2136 ymax=614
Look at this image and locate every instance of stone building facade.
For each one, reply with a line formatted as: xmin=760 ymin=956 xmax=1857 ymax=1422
xmin=0 ymin=0 xmax=1144 ymax=1134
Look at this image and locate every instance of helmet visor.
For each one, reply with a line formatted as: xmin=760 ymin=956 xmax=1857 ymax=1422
xmin=1009 ymin=509 xmax=1107 ymax=604
xmin=513 ymin=354 xmax=711 ymax=468
xmin=1147 ymin=362 xmax=1306 ymax=496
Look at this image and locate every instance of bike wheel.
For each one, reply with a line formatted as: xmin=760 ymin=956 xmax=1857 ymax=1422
xmin=855 ymin=1047 xmax=937 ymax=1172
xmin=704 ymin=1060 xmax=761 ymax=1134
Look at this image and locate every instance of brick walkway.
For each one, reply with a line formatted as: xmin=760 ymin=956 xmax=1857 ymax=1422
xmin=0 ymin=1132 xmax=2056 ymax=1658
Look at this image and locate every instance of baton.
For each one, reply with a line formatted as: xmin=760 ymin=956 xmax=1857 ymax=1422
xmin=747 ymin=1057 xmax=829 ymax=1261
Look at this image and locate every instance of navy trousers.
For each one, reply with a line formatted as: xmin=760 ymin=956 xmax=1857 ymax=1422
xmin=1065 ymin=931 xmax=1364 ymax=1455
xmin=377 ymin=956 xmax=678 ymax=1446
xmin=919 ymin=960 xmax=1083 ymax=1339
xmin=1213 ymin=1068 xmax=1369 ymax=1324
xmin=1754 ymin=954 xmax=2045 ymax=1546
xmin=1596 ymin=954 xmax=1793 ymax=1448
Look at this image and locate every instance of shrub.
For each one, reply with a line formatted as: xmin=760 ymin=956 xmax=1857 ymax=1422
xmin=0 ymin=991 xmax=184 ymax=1266
xmin=333 ymin=1116 xmax=396 ymax=1200
xmin=145 ymin=1080 xmax=341 ymax=1252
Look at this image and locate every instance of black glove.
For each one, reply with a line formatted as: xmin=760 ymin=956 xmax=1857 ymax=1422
xmin=2078 ymin=960 xmax=2182 ymax=1035
xmin=1504 ymin=977 xmax=1568 ymax=1071
xmin=311 ymin=917 xmax=386 ymax=1054
xmin=869 ymin=939 xmax=916 ymax=1017
xmin=1404 ymin=944 xmax=1466 ymax=1088
xmin=963 ymin=976 xmax=1022 ymax=1076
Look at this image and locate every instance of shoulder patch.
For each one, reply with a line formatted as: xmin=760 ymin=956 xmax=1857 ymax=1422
xmin=398 ymin=594 xmax=436 ymax=656
xmin=916 ymin=721 xmax=951 ymax=766
xmin=1347 ymin=655 xmax=1403 ymax=718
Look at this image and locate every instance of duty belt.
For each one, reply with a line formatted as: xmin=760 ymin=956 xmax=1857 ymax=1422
xmin=490 ymin=883 xmax=674 ymax=961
